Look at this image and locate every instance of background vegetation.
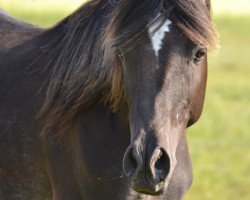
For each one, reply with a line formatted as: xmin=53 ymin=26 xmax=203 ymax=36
xmin=0 ymin=0 xmax=249 ymax=199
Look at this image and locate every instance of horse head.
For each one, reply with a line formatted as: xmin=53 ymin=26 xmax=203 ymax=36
xmin=106 ymin=0 xmax=217 ymax=195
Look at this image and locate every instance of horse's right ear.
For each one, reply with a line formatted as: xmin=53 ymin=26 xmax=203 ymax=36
xmin=205 ymin=0 xmax=211 ymax=10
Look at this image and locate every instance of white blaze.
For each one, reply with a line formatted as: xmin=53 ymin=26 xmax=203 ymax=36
xmin=149 ymin=19 xmax=172 ymax=56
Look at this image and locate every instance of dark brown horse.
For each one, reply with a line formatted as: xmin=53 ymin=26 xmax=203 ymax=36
xmin=0 ymin=0 xmax=217 ymax=199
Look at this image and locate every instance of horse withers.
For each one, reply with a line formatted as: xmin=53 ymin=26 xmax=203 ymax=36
xmin=0 ymin=8 xmax=42 ymax=52
xmin=0 ymin=0 xmax=217 ymax=199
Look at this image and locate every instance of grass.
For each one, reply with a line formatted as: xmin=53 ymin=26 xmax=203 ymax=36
xmin=213 ymin=0 xmax=250 ymax=15
xmin=1 ymin=1 xmax=250 ymax=200
xmin=185 ymin=14 xmax=250 ymax=200
xmin=0 ymin=0 xmax=85 ymax=27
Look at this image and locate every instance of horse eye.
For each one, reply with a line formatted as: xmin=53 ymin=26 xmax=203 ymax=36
xmin=115 ymin=48 xmax=124 ymax=60
xmin=194 ymin=48 xmax=207 ymax=62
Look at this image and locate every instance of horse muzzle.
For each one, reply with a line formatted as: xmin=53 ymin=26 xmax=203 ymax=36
xmin=123 ymin=144 xmax=173 ymax=195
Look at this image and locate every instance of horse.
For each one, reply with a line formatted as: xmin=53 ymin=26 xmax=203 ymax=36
xmin=0 ymin=0 xmax=217 ymax=199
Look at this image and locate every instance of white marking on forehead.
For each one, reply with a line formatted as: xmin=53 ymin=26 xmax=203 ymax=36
xmin=148 ymin=18 xmax=172 ymax=56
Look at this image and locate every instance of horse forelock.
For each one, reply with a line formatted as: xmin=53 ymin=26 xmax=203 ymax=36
xmin=38 ymin=0 xmax=218 ymax=134
xmin=105 ymin=0 xmax=218 ymax=50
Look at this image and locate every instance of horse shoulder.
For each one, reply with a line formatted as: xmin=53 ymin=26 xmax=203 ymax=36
xmin=0 ymin=9 xmax=44 ymax=52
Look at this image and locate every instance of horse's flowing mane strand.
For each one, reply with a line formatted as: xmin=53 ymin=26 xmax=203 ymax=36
xmin=170 ymin=0 xmax=218 ymax=50
xmin=36 ymin=0 xmax=218 ymax=134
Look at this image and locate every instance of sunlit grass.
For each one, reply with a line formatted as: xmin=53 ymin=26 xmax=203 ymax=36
xmin=0 ymin=0 xmax=85 ymax=12
xmin=0 ymin=1 xmax=250 ymax=200
xmin=186 ymin=14 xmax=250 ymax=200
xmin=0 ymin=0 xmax=86 ymax=27
xmin=212 ymin=0 xmax=250 ymax=15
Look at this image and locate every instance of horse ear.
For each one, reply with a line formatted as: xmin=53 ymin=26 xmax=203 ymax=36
xmin=205 ymin=0 xmax=211 ymax=10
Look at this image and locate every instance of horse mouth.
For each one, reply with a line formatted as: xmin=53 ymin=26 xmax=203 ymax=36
xmin=133 ymin=187 xmax=164 ymax=196
xmin=131 ymin=181 xmax=165 ymax=196
xmin=134 ymin=189 xmax=164 ymax=196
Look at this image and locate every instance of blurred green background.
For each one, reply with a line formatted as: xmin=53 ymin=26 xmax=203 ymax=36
xmin=0 ymin=0 xmax=249 ymax=199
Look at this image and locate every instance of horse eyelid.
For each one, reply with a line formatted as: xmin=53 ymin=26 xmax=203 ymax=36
xmin=194 ymin=47 xmax=207 ymax=63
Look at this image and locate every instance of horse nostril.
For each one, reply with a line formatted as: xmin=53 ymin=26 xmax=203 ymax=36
xmin=153 ymin=149 xmax=170 ymax=182
xmin=123 ymin=147 xmax=139 ymax=178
